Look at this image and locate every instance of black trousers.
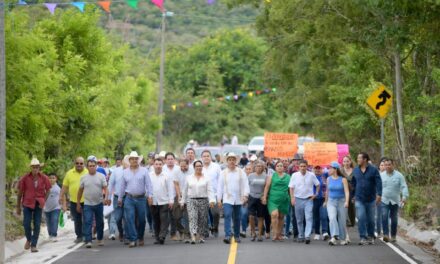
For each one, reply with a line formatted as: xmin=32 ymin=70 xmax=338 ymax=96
xmin=151 ymin=205 xmax=170 ymax=240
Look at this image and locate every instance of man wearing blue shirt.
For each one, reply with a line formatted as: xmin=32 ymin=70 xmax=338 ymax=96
xmin=351 ymin=152 xmax=382 ymax=245
xmin=380 ymin=158 xmax=409 ymax=243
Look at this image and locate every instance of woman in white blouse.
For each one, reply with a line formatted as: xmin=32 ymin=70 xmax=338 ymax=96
xmin=180 ymin=160 xmax=215 ymax=244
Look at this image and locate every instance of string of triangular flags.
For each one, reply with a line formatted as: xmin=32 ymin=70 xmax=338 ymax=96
xmin=170 ymin=88 xmax=277 ymax=111
xmin=14 ymin=0 xmax=219 ymax=14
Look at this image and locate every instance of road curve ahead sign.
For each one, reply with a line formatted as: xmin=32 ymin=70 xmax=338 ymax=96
xmin=367 ymin=84 xmax=393 ymax=119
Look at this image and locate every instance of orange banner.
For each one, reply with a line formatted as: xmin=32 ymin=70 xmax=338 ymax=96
xmin=304 ymin=142 xmax=338 ymax=166
xmin=264 ymin=133 xmax=298 ymax=158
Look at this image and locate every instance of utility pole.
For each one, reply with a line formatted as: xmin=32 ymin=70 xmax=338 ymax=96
xmin=155 ymin=11 xmax=168 ymax=153
xmin=0 ymin=0 xmax=7 ymax=262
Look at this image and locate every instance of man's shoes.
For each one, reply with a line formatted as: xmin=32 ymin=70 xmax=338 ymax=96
xmin=74 ymin=237 xmax=83 ymax=244
xmin=235 ymin=237 xmax=241 ymax=243
xmin=328 ymin=237 xmax=336 ymax=246
xmin=359 ymin=238 xmax=367 ymax=245
xmin=30 ymin=247 xmax=39 ymax=253
xmin=383 ymin=236 xmax=390 ymax=242
xmin=109 ymin=234 xmax=116 ymax=240
xmin=368 ymin=237 xmax=375 ymax=245
xmin=24 ymin=240 xmax=31 ymax=250
xmin=239 ymin=232 xmax=246 ymax=238
xmin=85 ymin=242 xmax=92 ymax=248
xmin=223 ymin=237 xmax=231 ymax=244
xmin=313 ymin=234 xmax=320 ymax=240
xmin=97 ymin=240 xmax=104 ymax=246
xmin=128 ymin=242 xmax=136 ymax=248
xmin=322 ymin=233 xmax=330 ymax=241
xmin=391 ymin=236 xmax=397 ymax=242
xmin=305 ymin=238 xmax=311 ymax=244
xmin=159 ymin=238 xmax=165 ymax=245
xmin=138 ymin=240 xmax=144 ymax=246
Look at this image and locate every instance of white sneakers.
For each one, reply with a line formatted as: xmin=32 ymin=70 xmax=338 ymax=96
xmin=109 ymin=234 xmax=116 ymax=240
xmin=328 ymin=237 xmax=337 ymax=245
xmin=313 ymin=234 xmax=321 ymax=240
xmin=49 ymin=236 xmax=58 ymax=242
xmin=85 ymin=242 xmax=92 ymax=248
xmin=322 ymin=233 xmax=330 ymax=241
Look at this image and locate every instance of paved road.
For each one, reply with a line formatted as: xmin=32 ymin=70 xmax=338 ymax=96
xmin=54 ymin=225 xmax=414 ymax=264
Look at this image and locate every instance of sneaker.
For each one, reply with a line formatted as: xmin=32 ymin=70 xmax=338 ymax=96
xmin=129 ymin=242 xmax=136 ymax=248
xmin=199 ymin=239 xmax=205 ymax=244
xmin=240 ymin=232 xmax=246 ymax=238
xmin=374 ymin=232 xmax=378 ymax=239
xmin=368 ymin=237 xmax=375 ymax=245
xmin=223 ymin=237 xmax=231 ymax=244
xmin=24 ymin=240 xmax=31 ymax=250
xmin=184 ymin=239 xmax=191 ymax=244
xmin=329 ymin=237 xmax=337 ymax=246
xmin=190 ymin=240 xmax=196 ymax=245
xmin=391 ymin=236 xmax=397 ymax=242
xmin=85 ymin=242 xmax=92 ymax=248
xmin=359 ymin=238 xmax=367 ymax=245
xmin=305 ymin=238 xmax=311 ymax=244
xmin=234 ymin=237 xmax=241 ymax=243
xmin=383 ymin=236 xmax=390 ymax=242
xmin=74 ymin=237 xmax=83 ymax=244
xmin=97 ymin=240 xmax=104 ymax=246
xmin=282 ymin=235 xmax=289 ymax=240
xmin=30 ymin=247 xmax=39 ymax=253
xmin=322 ymin=233 xmax=330 ymax=241
xmin=340 ymin=240 xmax=348 ymax=246
xmin=314 ymin=234 xmax=321 ymax=240
xmin=109 ymin=234 xmax=116 ymax=240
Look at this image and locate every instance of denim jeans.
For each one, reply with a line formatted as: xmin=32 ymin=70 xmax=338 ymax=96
xmin=208 ymin=204 xmax=220 ymax=232
xmin=285 ymin=204 xmax=298 ymax=237
xmin=83 ymin=203 xmax=104 ymax=243
xmin=355 ymin=199 xmax=376 ymax=239
xmin=124 ymin=196 xmax=146 ymax=242
xmin=109 ymin=196 xmax=124 ymax=237
xmin=376 ymin=203 xmax=382 ymax=234
xmin=23 ymin=206 xmax=43 ymax=247
xmin=45 ymin=209 xmax=60 ymax=237
xmin=295 ymin=198 xmax=313 ymax=239
xmin=70 ymin=202 xmax=84 ymax=239
xmin=223 ymin=204 xmax=241 ymax=239
xmin=313 ymin=198 xmax=329 ymax=235
xmin=327 ymin=198 xmax=347 ymax=240
xmin=240 ymin=205 xmax=248 ymax=232
xmin=146 ymin=203 xmax=153 ymax=231
xmin=381 ymin=202 xmax=399 ymax=237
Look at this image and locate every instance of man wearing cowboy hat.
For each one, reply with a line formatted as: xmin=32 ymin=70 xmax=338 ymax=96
xmin=217 ymin=152 xmax=250 ymax=244
xmin=118 ymin=151 xmax=153 ymax=247
xmin=16 ymin=158 xmax=51 ymax=252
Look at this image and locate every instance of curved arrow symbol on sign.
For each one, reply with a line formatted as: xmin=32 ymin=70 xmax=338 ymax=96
xmin=376 ymin=90 xmax=391 ymax=110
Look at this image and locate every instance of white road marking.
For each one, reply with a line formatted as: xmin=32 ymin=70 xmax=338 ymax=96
xmin=380 ymin=238 xmax=418 ymax=264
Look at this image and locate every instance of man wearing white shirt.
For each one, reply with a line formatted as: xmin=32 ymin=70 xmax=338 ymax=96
xmin=106 ymin=157 xmax=126 ymax=241
xmin=185 ymin=148 xmax=196 ymax=175
xmin=174 ymin=159 xmax=192 ymax=243
xmin=289 ymin=160 xmax=320 ymax=244
xmin=217 ymin=153 xmax=250 ymax=244
xmin=149 ymin=158 xmax=175 ymax=245
xmin=202 ymin=150 xmax=222 ymax=238
xmin=163 ymin=152 xmax=181 ymax=241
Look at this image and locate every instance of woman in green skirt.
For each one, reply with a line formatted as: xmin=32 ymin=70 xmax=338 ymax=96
xmin=262 ymin=160 xmax=290 ymax=241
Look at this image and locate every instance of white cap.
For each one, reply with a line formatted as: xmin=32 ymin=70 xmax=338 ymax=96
xmin=30 ymin=158 xmax=41 ymax=166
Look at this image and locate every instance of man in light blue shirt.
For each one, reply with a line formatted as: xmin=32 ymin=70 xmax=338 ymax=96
xmin=380 ymin=158 xmax=409 ymax=243
xmin=107 ymin=156 xmax=126 ymax=241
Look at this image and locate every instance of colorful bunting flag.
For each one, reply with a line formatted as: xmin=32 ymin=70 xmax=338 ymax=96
xmin=98 ymin=1 xmax=111 ymax=12
xmin=71 ymin=2 xmax=85 ymax=12
xmin=44 ymin=3 xmax=57 ymax=14
xmin=126 ymin=0 xmax=138 ymax=9
xmin=151 ymin=0 xmax=164 ymax=11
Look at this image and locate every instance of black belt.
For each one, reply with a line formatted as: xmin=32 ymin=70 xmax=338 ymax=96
xmin=191 ymin=197 xmax=208 ymax=200
xmin=125 ymin=193 xmax=145 ymax=199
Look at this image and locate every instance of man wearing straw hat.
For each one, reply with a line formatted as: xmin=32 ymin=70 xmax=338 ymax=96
xmin=217 ymin=152 xmax=250 ymax=244
xmin=16 ymin=157 xmax=51 ymax=253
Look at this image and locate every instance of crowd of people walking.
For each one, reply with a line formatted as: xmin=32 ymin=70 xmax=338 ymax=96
xmin=16 ymin=148 xmax=409 ymax=252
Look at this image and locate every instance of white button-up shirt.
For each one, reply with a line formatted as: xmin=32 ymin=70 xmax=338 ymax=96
xmin=174 ymin=169 xmax=191 ymax=196
xmin=203 ymin=162 xmax=222 ymax=194
xmin=217 ymin=167 xmax=250 ymax=205
xmin=149 ymin=171 xmax=175 ymax=206
xmin=163 ymin=165 xmax=181 ymax=181
xmin=181 ymin=174 xmax=215 ymax=204
xmin=289 ymin=171 xmax=320 ymax=199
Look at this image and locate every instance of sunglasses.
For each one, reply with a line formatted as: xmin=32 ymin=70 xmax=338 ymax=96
xmin=76 ymin=162 xmax=84 ymax=165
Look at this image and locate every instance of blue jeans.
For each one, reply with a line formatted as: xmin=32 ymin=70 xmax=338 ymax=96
xmin=285 ymin=204 xmax=298 ymax=237
xmin=23 ymin=206 xmax=42 ymax=247
xmin=381 ymin=202 xmax=399 ymax=237
xmin=223 ymin=204 xmax=241 ymax=239
xmin=70 ymin=202 xmax=84 ymax=239
xmin=313 ymin=198 xmax=329 ymax=235
xmin=376 ymin=203 xmax=382 ymax=234
xmin=83 ymin=203 xmax=104 ymax=243
xmin=355 ymin=200 xmax=376 ymax=239
xmin=327 ymin=198 xmax=347 ymax=240
xmin=241 ymin=205 xmax=248 ymax=232
xmin=124 ymin=196 xmax=146 ymax=242
xmin=109 ymin=196 xmax=125 ymax=237
xmin=45 ymin=209 xmax=60 ymax=237
xmin=295 ymin=198 xmax=313 ymax=239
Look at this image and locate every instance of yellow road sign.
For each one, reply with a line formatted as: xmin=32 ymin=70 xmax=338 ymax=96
xmin=367 ymin=84 xmax=392 ymax=118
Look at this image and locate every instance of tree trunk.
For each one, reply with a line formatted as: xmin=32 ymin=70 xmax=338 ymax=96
xmin=393 ymin=51 xmax=407 ymax=169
